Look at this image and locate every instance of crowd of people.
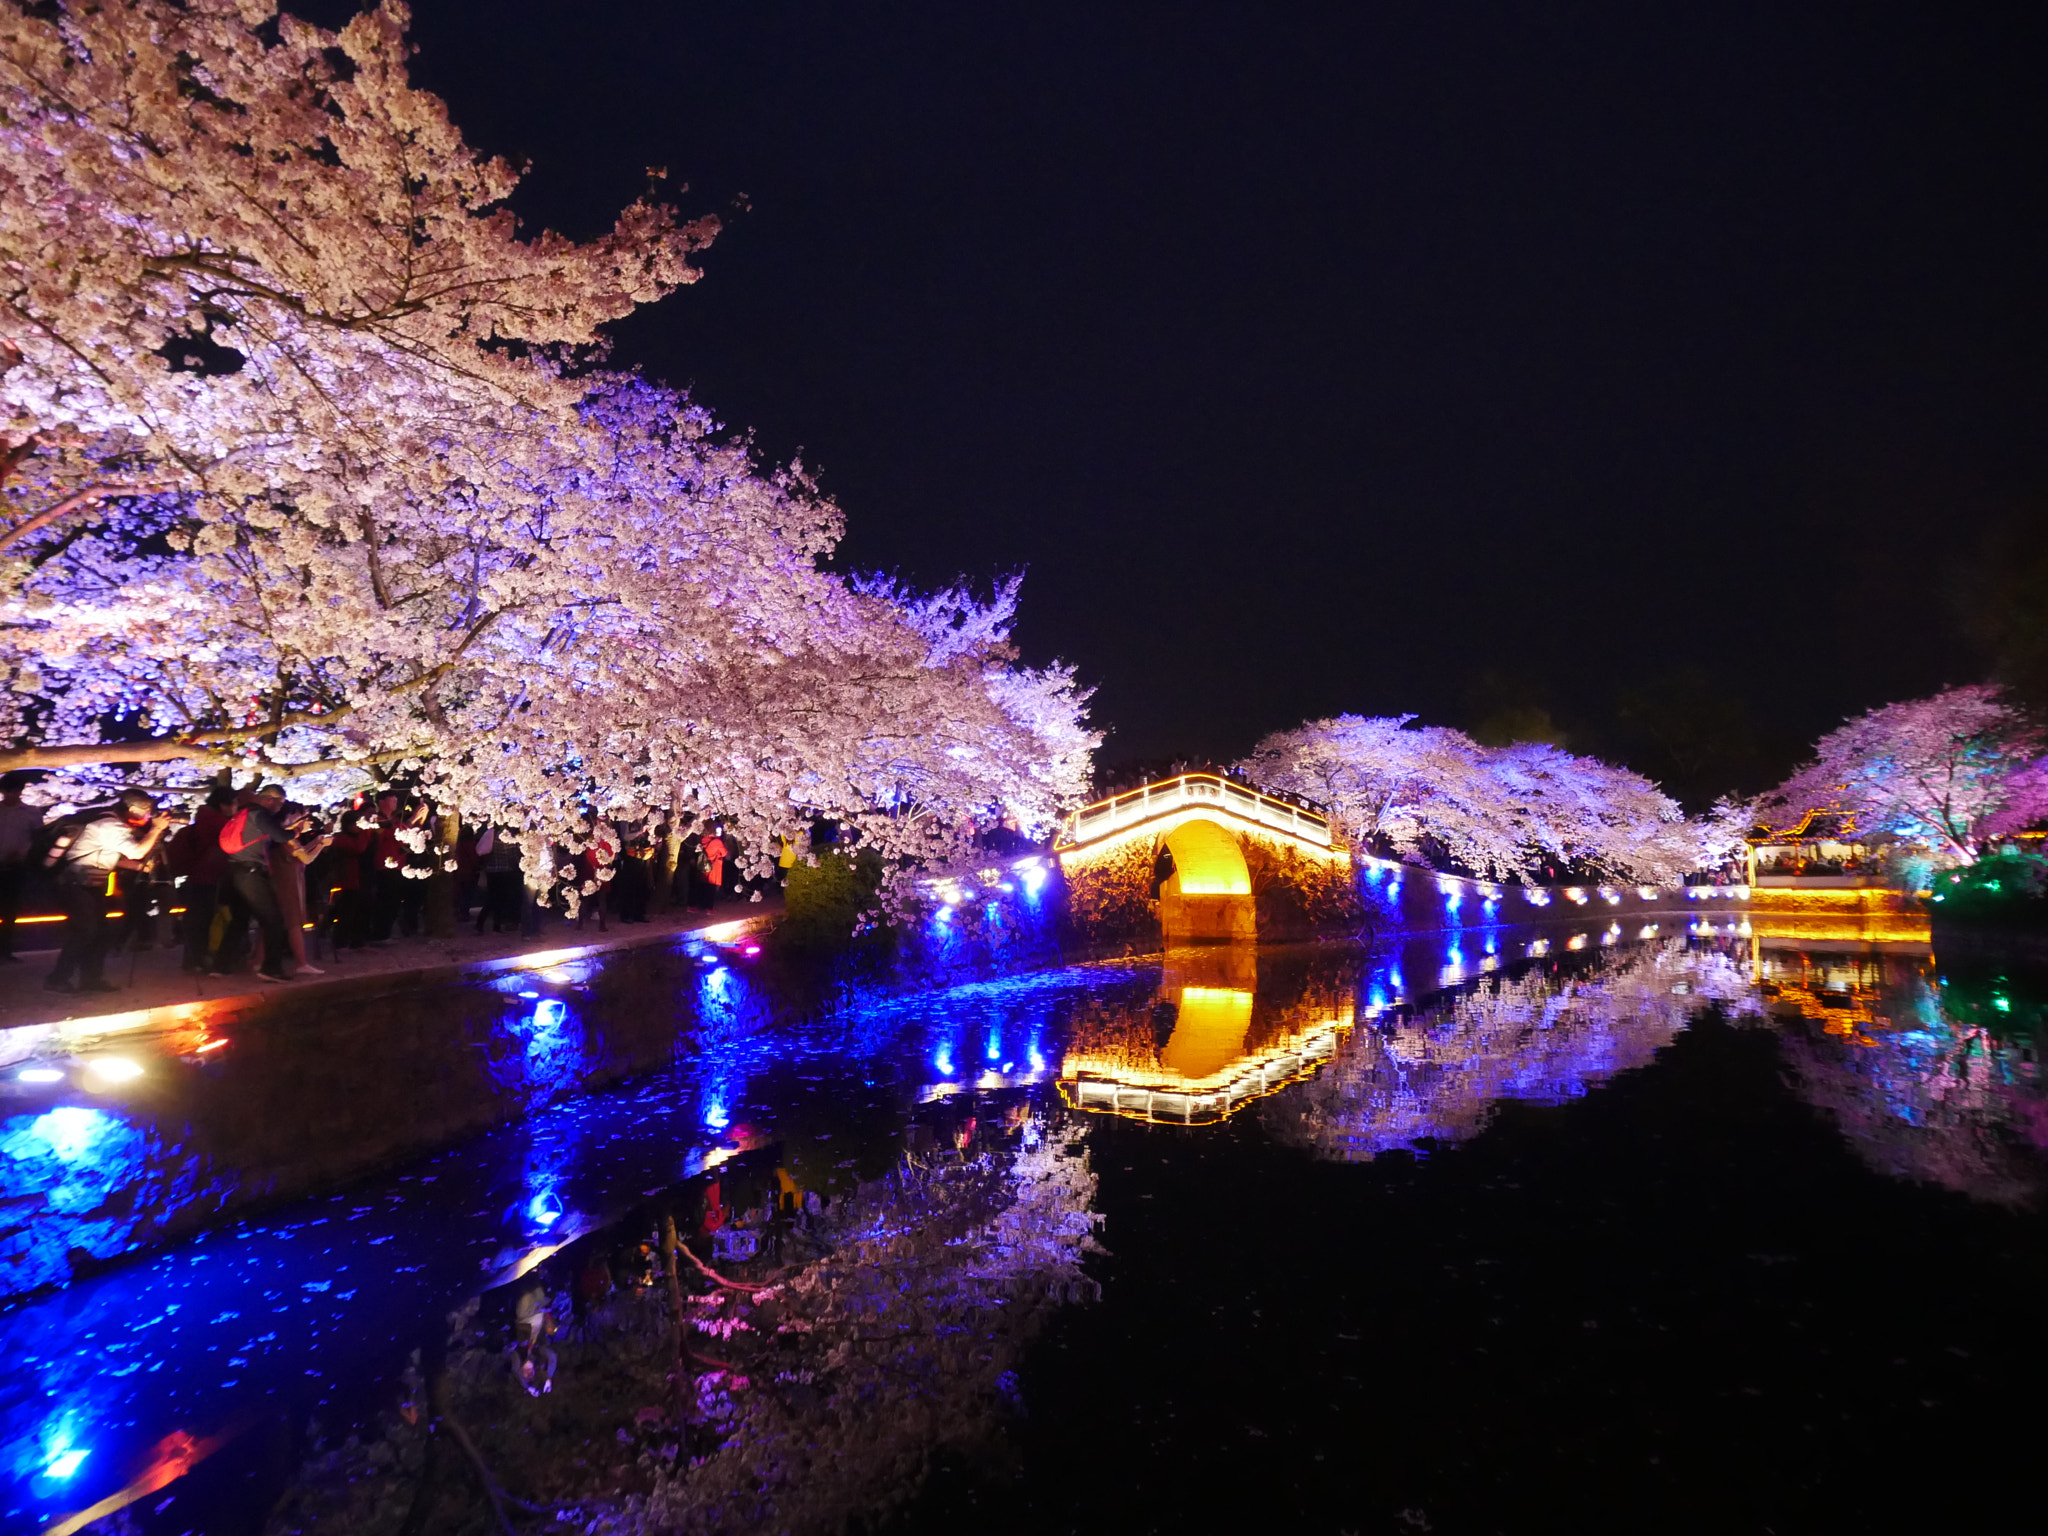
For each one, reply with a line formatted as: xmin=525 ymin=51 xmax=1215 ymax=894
xmin=0 ymin=772 xmax=789 ymax=997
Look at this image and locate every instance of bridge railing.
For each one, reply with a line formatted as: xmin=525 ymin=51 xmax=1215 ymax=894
xmin=1059 ymin=772 xmax=1334 ymax=850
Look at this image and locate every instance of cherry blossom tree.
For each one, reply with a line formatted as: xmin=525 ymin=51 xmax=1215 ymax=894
xmin=0 ymin=0 xmax=711 ymax=542
xmin=2 ymin=374 xmax=1096 ymax=895
xmin=0 ymin=0 xmax=713 ymax=766
xmin=0 ymin=2 xmax=1098 ymax=899
xmin=1761 ymin=685 xmax=2048 ymax=864
xmin=1236 ymin=714 xmax=1731 ymax=883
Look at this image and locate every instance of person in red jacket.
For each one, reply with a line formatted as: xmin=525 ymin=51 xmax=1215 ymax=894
xmin=322 ymin=810 xmax=377 ymax=952
xmin=695 ymin=825 xmax=729 ymax=913
xmin=176 ymin=785 xmax=236 ymax=974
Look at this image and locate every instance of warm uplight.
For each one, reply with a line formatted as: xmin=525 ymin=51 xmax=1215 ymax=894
xmin=510 ymin=947 xmax=585 ymax=970
xmin=1060 ymin=771 xmax=1335 ymax=852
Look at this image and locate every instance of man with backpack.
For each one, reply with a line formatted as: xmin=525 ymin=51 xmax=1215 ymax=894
xmin=216 ymin=783 xmax=301 ymax=983
xmin=41 ymin=789 xmax=174 ymax=994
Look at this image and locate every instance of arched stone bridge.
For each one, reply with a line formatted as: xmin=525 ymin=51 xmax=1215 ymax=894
xmin=1055 ymin=773 xmax=1351 ymax=943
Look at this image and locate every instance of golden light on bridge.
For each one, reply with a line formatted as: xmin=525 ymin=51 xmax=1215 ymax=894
xmin=1055 ymin=773 xmax=1349 ymax=944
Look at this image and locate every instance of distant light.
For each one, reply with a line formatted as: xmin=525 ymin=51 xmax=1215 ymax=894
xmin=84 ymin=1057 xmax=143 ymax=1083
xmin=742 ymin=944 xmax=761 ymax=956
xmin=526 ymin=1192 xmax=561 ymax=1228
xmin=540 ymin=967 xmax=573 ymax=983
xmin=517 ymin=989 xmax=541 ymax=999
xmin=704 ymin=1102 xmax=730 ymax=1130
xmin=533 ymin=998 xmax=567 ymax=1029
xmin=196 ymin=1039 xmax=229 ymax=1053
xmin=16 ymin=1067 xmax=62 ymax=1084
xmin=46 ymin=1448 xmax=88 ymax=1480
xmin=934 ymin=1048 xmax=955 ymax=1077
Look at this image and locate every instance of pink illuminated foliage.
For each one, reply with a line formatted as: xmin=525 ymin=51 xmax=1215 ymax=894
xmin=1762 ymin=685 xmax=2048 ymax=864
xmin=0 ymin=1 xmax=1096 ymax=901
xmin=1237 ymin=714 xmax=1744 ymax=884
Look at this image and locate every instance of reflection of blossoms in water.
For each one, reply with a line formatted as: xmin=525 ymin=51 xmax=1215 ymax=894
xmin=268 ymin=1109 xmax=1101 ymax=1536
xmin=1769 ymin=955 xmax=2044 ymax=1206
xmin=1263 ymin=946 xmax=1760 ymax=1161
xmin=962 ymin=1117 xmax=1105 ymax=1293
xmin=621 ymin=1115 xmax=1101 ymax=1535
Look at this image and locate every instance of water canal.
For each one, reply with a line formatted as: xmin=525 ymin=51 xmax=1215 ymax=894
xmin=3 ymin=918 xmax=2041 ymax=1536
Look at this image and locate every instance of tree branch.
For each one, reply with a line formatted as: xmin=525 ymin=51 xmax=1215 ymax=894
xmin=0 ymin=483 xmax=171 ymax=553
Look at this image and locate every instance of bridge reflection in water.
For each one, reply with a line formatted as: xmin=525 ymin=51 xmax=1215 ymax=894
xmin=1059 ymin=948 xmax=1355 ymax=1124
xmin=1057 ymin=932 xmax=1770 ymax=1138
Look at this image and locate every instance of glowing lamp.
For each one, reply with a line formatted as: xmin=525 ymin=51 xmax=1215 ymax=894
xmin=45 ymin=1448 xmax=88 ymax=1480
xmin=16 ymin=1067 xmax=63 ymax=1084
xmin=84 ymin=1057 xmax=142 ymax=1083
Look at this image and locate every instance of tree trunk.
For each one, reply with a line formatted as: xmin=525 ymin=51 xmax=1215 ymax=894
xmin=424 ymin=809 xmax=460 ymax=938
xmin=656 ymin=827 xmax=682 ymax=914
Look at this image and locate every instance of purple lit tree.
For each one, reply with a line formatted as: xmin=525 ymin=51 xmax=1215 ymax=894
xmin=1236 ymin=714 xmax=1741 ymax=883
xmin=1762 ymin=685 xmax=2048 ymax=865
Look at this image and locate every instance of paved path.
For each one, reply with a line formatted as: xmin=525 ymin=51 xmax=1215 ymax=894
xmin=0 ymin=898 xmax=781 ymax=1034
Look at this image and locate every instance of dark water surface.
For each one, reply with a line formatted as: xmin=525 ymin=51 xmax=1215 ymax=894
xmin=4 ymin=925 xmax=2041 ymax=1536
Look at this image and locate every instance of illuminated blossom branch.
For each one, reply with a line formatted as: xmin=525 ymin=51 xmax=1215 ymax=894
xmin=1236 ymin=713 xmax=1741 ymax=883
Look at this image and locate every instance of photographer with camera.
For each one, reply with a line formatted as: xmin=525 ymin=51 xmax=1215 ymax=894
xmin=41 ymin=790 xmax=175 ymax=994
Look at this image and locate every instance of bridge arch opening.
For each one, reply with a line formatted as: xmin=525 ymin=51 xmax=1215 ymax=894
xmin=1160 ymin=818 xmax=1256 ymax=943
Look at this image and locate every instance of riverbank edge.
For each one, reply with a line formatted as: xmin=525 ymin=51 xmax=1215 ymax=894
xmin=0 ymin=908 xmax=779 ymax=1064
xmin=0 ymin=912 xmax=782 ymax=1312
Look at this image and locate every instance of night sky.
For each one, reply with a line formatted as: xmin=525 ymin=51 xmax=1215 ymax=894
xmin=356 ymin=2 xmax=2048 ymax=782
